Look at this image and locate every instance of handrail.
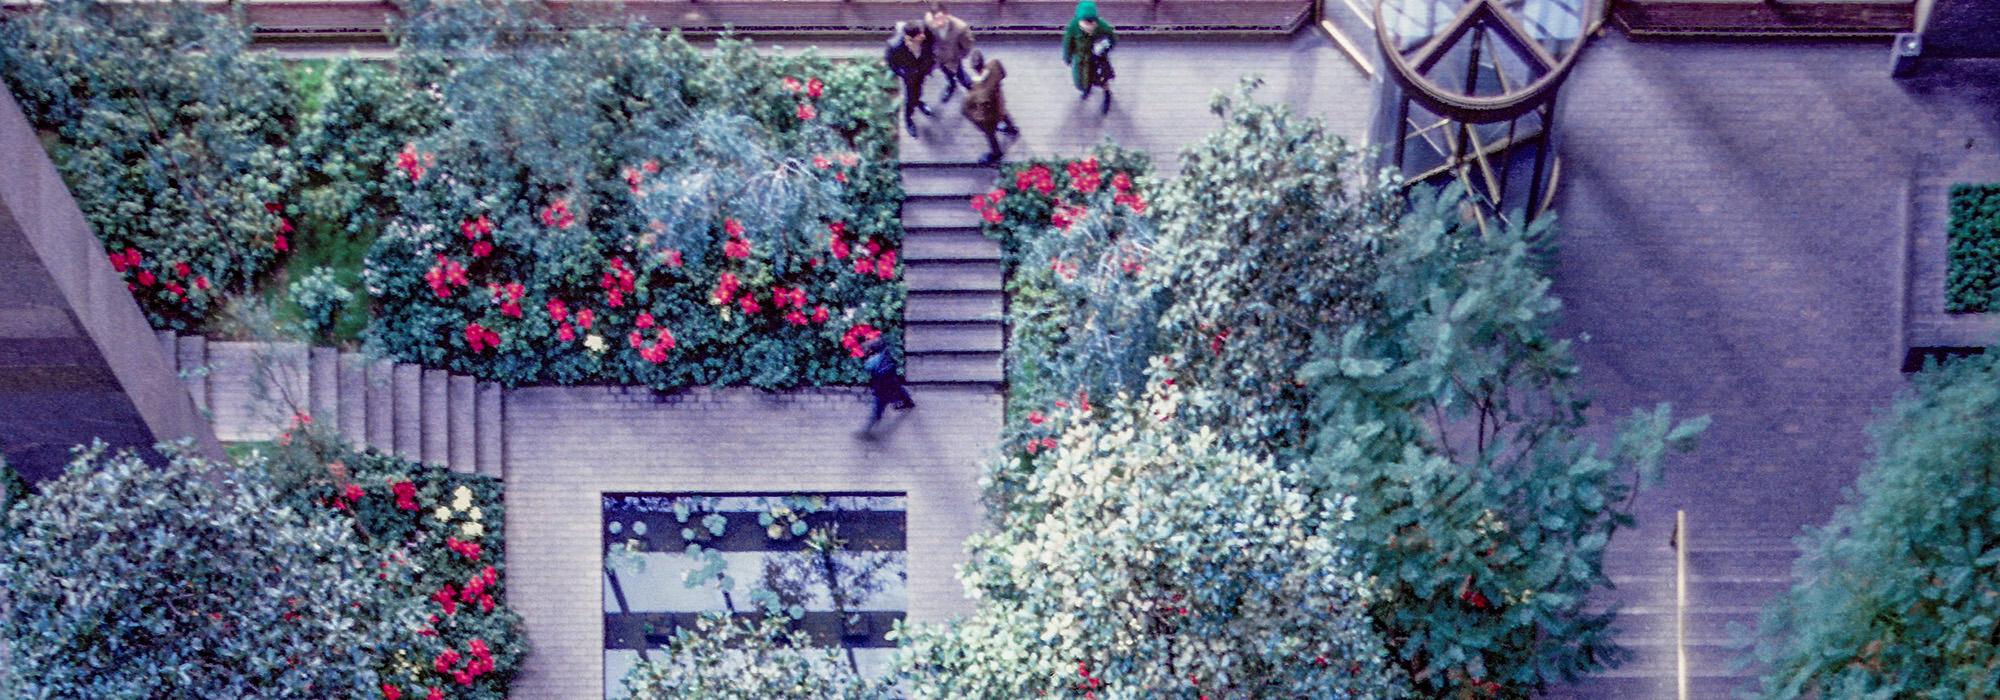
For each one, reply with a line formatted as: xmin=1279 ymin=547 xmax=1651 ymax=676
xmin=1674 ymin=510 xmax=1689 ymax=700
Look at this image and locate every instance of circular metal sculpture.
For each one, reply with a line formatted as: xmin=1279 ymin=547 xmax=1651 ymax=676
xmin=1374 ymin=0 xmax=1595 ymax=221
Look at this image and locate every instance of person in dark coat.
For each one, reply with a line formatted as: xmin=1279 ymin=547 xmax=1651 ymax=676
xmin=860 ymin=337 xmax=916 ymax=436
xmin=884 ymin=21 xmax=937 ymax=135
xmin=1061 ymin=1 xmax=1117 ymax=114
xmin=960 ymin=50 xmax=1019 ymax=166
xmin=925 ymin=2 xmax=977 ymax=102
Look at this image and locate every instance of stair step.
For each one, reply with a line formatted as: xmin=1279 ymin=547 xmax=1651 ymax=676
xmin=309 ymin=347 xmax=340 ymax=426
xmin=421 ymin=369 xmax=450 ymax=468
xmin=902 ymin=197 xmax=982 ymax=229
xmin=905 ymin=229 xmax=1000 ymax=262
xmin=393 ymin=363 xmax=422 ymax=461
xmin=907 ymin=261 xmax=1002 ymax=292
xmin=1596 ymin=638 xmax=1756 ymax=678
xmin=366 ymin=358 xmax=396 ymax=450
xmin=901 ymin=164 xmax=1000 ymax=197
xmin=1608 ymin=608 xmax=1765 ymax=646
xmin=1604 ymin=544 xmax=1799 ymax=579
xmin=449 ymin=375 xmax=477 ymax=474
xmin=177 ymin=335 xmax=209 ymax=412
xmin=1546 ymin=673 xmax=1754 ymax=700
xmin=907 ymin=322 xmax=1004 ymax=353
xmin=1602 ymin=575 xmax=1792 ymax=612
xmin=906 ymin=352 xmax=1003 ymax=384
xmin=337 ymin=353 xmax=369 ymax=447
xmin=906 ymin=291 xmax=1004 ymax=322
xmin=476 ymin=382 xmax=504 ymax=479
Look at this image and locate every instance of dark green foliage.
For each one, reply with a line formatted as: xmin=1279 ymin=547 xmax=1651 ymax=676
xmin=0 ymin=0 xmax=299 ymax=330
xmin=1946 ymin=183 xmax=2000 ymax=313
xmin=1301 ymin=185 xmax=1707 ymax=696
xmin=0 ymin=444 xmax=392 ymax=697
xmin=363 ymin=5 xmax=905 ymax=389
xmin=1751 ymin=351 xmax=2000 ymax=699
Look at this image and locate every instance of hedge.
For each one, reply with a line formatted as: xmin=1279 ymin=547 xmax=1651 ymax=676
xmin=1947 ymin=183 xmax=2000 ymax=313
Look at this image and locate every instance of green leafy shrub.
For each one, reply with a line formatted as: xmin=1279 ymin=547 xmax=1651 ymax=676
xmin=262 ymin=430 xmax=527 ymax=700
xmin=897 ymin=384 xmax=1405 ymax=698
xmin=364 ymin=8 xmax=904 ymax=390
xmin=623 ymin=614 xmax=896 ymax=700
xmin=1750 ymin=351 xmax=2000 ymax=698
xmin=1946 ymin=183 xmax=2000 ymax=313
xmin=0 ymin=0 xmax=298 ymax=330
xmin=0 ymin=444 xmax=392 ymax=697
xmin=1301 ymin=185 xmax=1708 ymax=696
xmin=289 ymin=266 xmax=355 ymax=342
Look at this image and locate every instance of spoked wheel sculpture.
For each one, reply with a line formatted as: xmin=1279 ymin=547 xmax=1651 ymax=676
xmin=1374 ymin=0 xmax=1597 ymax=224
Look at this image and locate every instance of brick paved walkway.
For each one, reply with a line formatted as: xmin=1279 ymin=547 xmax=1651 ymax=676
xmin=1547 ymin=36 xmax=2000 ymax=698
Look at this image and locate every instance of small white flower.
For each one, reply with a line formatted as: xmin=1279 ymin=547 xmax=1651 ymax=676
xmin=452 ymin=486 xmax=473 ymax=511
xmin=583 ymin=334 xmax=606 ymax=352
xmin=434 ymin=506 xmax=452 ymax=522
xmin=469 ymin=506 xmax=483 ymax=522
xmin=461 ymin=521 xmax=485 ymax=538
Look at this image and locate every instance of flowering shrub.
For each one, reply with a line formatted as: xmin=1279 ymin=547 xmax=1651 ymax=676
xmin=0 ymin=0 xmax=299 ymax=330
xmin=0 ymin=444 xmax=391 ymax=697
xmin=896 ymin=384 xmax=1405 ymax=698
xmin=622 ymin=614 xmax=895 ymax=700
xmin=1750 ymin=351 xmax=2000 ymax=698
xmin=364 ymin=11 xmax=903 ymax=390
xmin=290 ymin=266 xmax=356 ymax=342
xmin=976 ymin=144 xmax=1151 ymax=270
xmin=265 ymin=434 xmax=527 ymax=700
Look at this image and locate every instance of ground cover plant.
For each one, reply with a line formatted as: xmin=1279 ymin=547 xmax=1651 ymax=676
xmin=1750 ymin=350 xmax=2000 ymax=698
xmin=1946 ymin=183 xmax=2000 ymax=312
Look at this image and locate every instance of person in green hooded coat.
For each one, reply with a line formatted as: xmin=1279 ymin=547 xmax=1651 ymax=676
xmin=1061 ymin=1 xmax=1117 ymax=113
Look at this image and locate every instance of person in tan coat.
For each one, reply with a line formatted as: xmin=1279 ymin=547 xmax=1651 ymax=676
xmin=925 ymin=2 xmax=977 ymax=102
xmin=960 ymin=50 xmax=1019 ymax=166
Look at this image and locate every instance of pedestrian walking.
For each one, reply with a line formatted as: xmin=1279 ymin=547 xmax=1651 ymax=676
xmin=925 ymin=2 xmax=977 ymax=102
xmin=1061 ymin=1 xmax=1117 ymax=114
xmin=859 ymin=337 xmax=916 ymax=436
xmin=961 ymin=50 xmax=1019 ymax=166
xmin=885 ymin=21 xmax=937 ymax=135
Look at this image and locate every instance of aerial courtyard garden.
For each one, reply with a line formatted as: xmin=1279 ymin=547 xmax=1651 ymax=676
xmin=4 ymin=0 xmax=2000 ymax=699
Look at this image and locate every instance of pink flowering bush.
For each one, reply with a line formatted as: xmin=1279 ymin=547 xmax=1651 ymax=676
xmin=270 ymin=434 xmax=526 ymax=700
xmin=363 ymin=25 xmax=902 ymax=390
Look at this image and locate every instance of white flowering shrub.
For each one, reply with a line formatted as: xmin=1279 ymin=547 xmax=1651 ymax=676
xmin=621 ymin=614 xmax=896 ymax=700
xmin=896 ymin=383 xmax=1406 ymax=699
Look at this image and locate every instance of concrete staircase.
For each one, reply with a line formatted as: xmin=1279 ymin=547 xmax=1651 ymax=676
xmin=157 ymin=331 xmax=504 ymax=479
xmin=900 ymin=163 xmax=1005 ymax=386
xmin=1548 ymin=523 xmax=1795 ymax=699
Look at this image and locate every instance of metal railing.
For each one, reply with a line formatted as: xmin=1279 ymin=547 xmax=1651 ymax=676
xmin=1671 ymin=510 xmax=1690 ymax=700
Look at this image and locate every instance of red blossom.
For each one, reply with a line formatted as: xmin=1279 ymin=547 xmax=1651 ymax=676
xmin=796 ymin=103 xmax=817 ymax=121
xmin=1015 ymin=165 xmax=1056 ymax=195
xmin=547 ymin=299 xmax=568 ymax=323
xmin=663 ymin=249 xmax=684 ymax=267
xmin=806 ymin=77 xmax=824 ymax=99
xmin=427 ymin=688 xmax=443 ymax=700
xmin=557 ymin=323 xmax=576 ymax=342
xmin=783 ymin=76 xmax=803 ymax=92
xmin=174 ymin=261 xmax=192 ymax=277
xmin=724 ymin=238 xmax=751 ymax=259
xmin=739 ymin=294 xmax=761 ymax=315
xmin=460 ymin=215 xmax=494 ymax=240
xmin=840 ymin=324 xmax=882 ymax=358
xmin=1066 ymin=158 xmax=1102 ymax=194
xmin=539 ymin=199 xmax=575 ymax=229
xmin=464 ymin=323 xmax=500 ymax=353
xmin=636 ymin=312 xmax=655 ymax=329
xmin=392 ymin=481 xmax=418 ymax=511
xmin=812 ymin=306 xmax=829 ymax=324
xmin=785 ymin=310 xmax=808 ymax=325
xmin=274 ymin=234 xmax=289 ymax=253
xmin=874 ymin=251 xmax=897 ymax=280
xmin=137 ymin=270 xmax=156 ymax=287
xmin=813 ymin=154 xmax=832 ymax=169
xmin=382 ymin=684 xmax=403 ymax=700
xmin=576 ymin=308 xmax=594 ymax=330
xmin=1111 ymin=171 xmax=1134 ymax=193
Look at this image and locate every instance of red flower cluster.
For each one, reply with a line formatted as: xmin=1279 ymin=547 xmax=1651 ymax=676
xmin=460 ymin=215 xmax=496 ymax=258
xmin=632 ymin=325 xmax=677 ymax=364
xmin=1015 ymin=164 xmax=1056 ymax=195
xmin=1209 ymin=327 xmax=1230 ymax=354
xmin=435 ymin=637 xmax=497 ymax=687
xmin=1111 ymin=171 xmax=1133 ymax=193
xmin=712 ymin=271 xmax=741 ymax=305
xmin=1023 ymin=436 xmax=1059 ymax=454
xmin=426 ymin=256 xmax=469 ymax=299
xmin=969 ymin=189 xmax=1007 ymax=224
xmin=487 ymin=281 xmax=525 ymax=318
xmin=661 ymin=249 xmax=684 ymax=268
xmin=1114 ymin=191 xmax=1149 ymax=213
xmin=445 ymin=537 xmax=483 ymax=563
xmin=841 ymin=324 xmax=882 ymax=358
xmin=796 ymin=103 xmax=817 ymax=121
xmin=621 ymin=160 xmax=660 ymax=195
xmin=807 ymin=78 xmax=824 ymax=99
xmin=1461 ymin=586 xmax=1492 ymax=610
xmin=392 ymin=481 xmax=419 ymax=511
xmin=1051 ymin=204 xmax=1088 ymax=231
xmin=601 ymin=258 xmax=636 ymax=308
xmin=464 ymin=322 xmax=501 ymax=353
xmin=268 ymin=201 xmax=295 ymax=253
xmin=1066 ymin=157 xmax=1102 ymax=194
xmin=827 ymin=221 xmax=853 ymax=260
xmin=1075 ymin=661 xmax=1105 ymax=698
xmin=722 ymin=218 xmax=752 ymax=259
xmin=539 ymin=198 xmax=575 ymax=229
xmin=397 ymin=143 xmax=433 ymax=181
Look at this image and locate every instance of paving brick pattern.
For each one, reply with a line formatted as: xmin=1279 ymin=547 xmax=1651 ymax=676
xmin=500 ymin=385 xmax=1001 ymax=699
xmin=1544 ymin=37 xmax=2000 ymax=698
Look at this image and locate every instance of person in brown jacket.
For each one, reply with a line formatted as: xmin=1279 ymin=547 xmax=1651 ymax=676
xmin=960 ymin=50 xmax=1019 ymax=166
xmin=925 ymin=2 xmax=976 ymax=102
